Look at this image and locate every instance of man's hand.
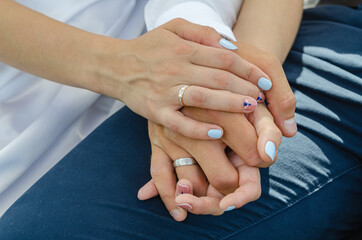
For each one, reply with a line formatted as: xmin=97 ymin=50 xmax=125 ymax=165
xmin=234 ymin=42 xmax=298 ymax=137
xmin=138 ymin=104 xmax=281 ymax=221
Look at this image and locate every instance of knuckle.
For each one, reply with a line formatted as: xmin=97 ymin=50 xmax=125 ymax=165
xmin=212 ymin=71 xmax=231 ymax=89
xmin=244 ymin=151 xmax=264 ymax=167
xmin=190 ymin=123 xmax=204 ymax=139
xmin=211 ymin=171 xmax=238 ymax=193
xmin=224 ymin=94 xmax=237 ymax=110
xmin=218 ymin=52 xmax=235 ymax=69
xmin=279 ymin=94 xmax=297 ymax=112
xmin=150 ymin=165 xmax=165 ymax=178
xmin=172 ymin=42 xmax=194 ymax=56
xmin=246 ymin=63 xmax=256 ymax=80
xmin=202 ymin=26 xmax=217 ymax=37
xmin=170 ymin=18 xmax=186 ymax=26
xmin=190 ymin=88 xmax=207 ymax=106
xmin=159 ymin=192 xmax=174 ymax=202
xmin=165 ymin=118 xmax=180 ymax=133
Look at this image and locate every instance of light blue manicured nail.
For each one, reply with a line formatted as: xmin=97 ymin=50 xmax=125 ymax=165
xmin=225 ymin=206 xmax=235 ymax=212
xmin=265 ymin=141 xmax=276 ymax=161
xmin=208 ymin=129 xmax=222 ymax=139
xmin=258 ymin=77 xmax=272 ymax=91
xmin=219 ymin=39 xmax=238 ymax=50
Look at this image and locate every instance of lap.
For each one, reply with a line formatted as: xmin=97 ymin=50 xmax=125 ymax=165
xmin=1 ymin=5 xmax=361 ymax=240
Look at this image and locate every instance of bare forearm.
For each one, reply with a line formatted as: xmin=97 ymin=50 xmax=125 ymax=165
xmin=0 ymin=0 xmax=115 ymax=91
xmin=234 ymin=0 xmax=303 ymax=63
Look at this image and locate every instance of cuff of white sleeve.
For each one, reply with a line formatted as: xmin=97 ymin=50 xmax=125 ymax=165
xmin=146 ymin=2 xmax=236 ymax=41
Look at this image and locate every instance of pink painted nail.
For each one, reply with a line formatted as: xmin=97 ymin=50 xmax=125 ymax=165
xmin=177 ymin=203 xmax=192 ymax=211
xmin=243 ymin=98 xmax=257 ymax=112
xmin=257 ymin=92 xmax=265 ymax=102
xmin=176 ymin=182 xmax=190 ymax=196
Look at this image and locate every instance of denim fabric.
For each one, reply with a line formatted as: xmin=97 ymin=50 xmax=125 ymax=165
xmin=0 ymin=4 xmax=361 ymax=240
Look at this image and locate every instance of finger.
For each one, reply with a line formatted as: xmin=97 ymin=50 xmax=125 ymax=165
xmin=163 ymin=127 xmax=238 ymax=195
xmin=220 ymin=153 xmax=261 ymax=210
xmin=138 ymin=179 xmax=158 ymax=200
xmin=181 ymin=107 xmax=264 ymax=167
xmin=263 ymin=61 xmax=297 ymax=137
xmin=175 ymin=165 xmax=208 ymax=197
xmin=219 ymin=182 xmax=261 ymax=211
xmin=158 ymin=109 xmax=224 ymax=140
xmin=248 ymin=104 xmax=282 ymax=166
xmin=163 ymin=18 xmax=237 ymax=50
xmin=177 ymin=85 xmax=257 ymax=113
xmin=236 ymin=42 xmax=297 ymax=137
xmin=175 ymin=193 xmax=224 ymax=216
xmin=157 ymin=134 xmax=209 ymax=197
xmin=267 ymin=86 xmax=297 ymax=138
xmin=150 ymin=145 xmax=186 ymax=221
xmin=176 ymin=179 xmax=194 ymax=196
xmin=189 ymin=43 xmax=272 ymax=90
xmin=187 ymin=65 xmax=261 ymax=99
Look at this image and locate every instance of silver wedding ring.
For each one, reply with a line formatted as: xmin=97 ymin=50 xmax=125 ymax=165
xmin=178 ymin=85 xmax=190 ymax=106
xmin=173 ymin=157 xmax=198 ymax=168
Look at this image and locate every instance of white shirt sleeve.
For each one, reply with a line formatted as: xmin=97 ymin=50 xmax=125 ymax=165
xmin=145 ymin=0 xmax=243 ymax=41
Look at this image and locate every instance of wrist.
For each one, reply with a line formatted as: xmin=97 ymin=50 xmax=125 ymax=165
xmin=84 ymin=35 xmax=132 ymax=101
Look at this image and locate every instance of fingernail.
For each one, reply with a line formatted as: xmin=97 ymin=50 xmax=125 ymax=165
xmin=219 ymin=39 xmax=238 ymax=50
xmin=265 ymin=141 xmax=276 ymax=161
xmin=224 ymin=206 xmax=235 ymax=212
xmin=177 ymin=203 xmax=192 ymax=211
xmin=258 ymin=77 xmax=272 ymax=91
xmin=243 ymin=98 xmax=257 ymax=112
xmin=284 ymin=117 xmax=297 ymax=134
xmin=257 ymin=92 xmax=265 ymax=102
xmin=208 ymin=129 xmax=222 ymax=139
xmin=170 ymin=209 xmax=182 ymax=219
xmin=176 ymin=182 xmax=190 ymax=196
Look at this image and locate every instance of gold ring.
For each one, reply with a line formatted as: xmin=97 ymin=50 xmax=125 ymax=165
xmin=178 ymin=85 xmax=190 ymax=106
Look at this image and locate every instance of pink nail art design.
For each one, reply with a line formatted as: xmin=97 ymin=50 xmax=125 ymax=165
xmin=177 ymin=203 xmax=192 ymax=211
xmin=257 ymin=92 xmax=265 ymax=102
xmin=176 ymin=183 xmax=190 ymax=195
xmin=243 ymin=98 xmax=257 ymax=111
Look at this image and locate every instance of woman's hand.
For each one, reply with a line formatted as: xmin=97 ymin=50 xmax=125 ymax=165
xmin=92 ymin=19 xmax=271 ymax=140
xmin=0 ymin=1 xmax=269 ymax=140
xmin=138 ymin=104 xmax=281 ymax=221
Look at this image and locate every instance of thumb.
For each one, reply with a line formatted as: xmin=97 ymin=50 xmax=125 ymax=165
xmin=138 ymin=179 xmax=159 ymax=200
xmin=163 ymin=18 xmax=238 ymax=50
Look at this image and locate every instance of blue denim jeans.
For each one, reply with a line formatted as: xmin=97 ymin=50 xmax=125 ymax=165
xmin=0 ymin=4 xmax=361 ymax=240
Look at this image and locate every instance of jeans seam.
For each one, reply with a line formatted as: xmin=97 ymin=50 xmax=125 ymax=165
xmin=219 ymin=164 xmax=362 ymax=240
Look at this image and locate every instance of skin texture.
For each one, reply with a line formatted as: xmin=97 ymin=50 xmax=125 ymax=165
xmin=234 ymin=0 xmax=304 ymax=137
xmin=0 ymin=0 xmax=303 ymax=222
xmin=0 ymin=0 xmax=273 ymax=140
xmin=140 ymin=104 xmax=281 ymax=221
xmin=139 ymin=1 xmax=304 ymax=221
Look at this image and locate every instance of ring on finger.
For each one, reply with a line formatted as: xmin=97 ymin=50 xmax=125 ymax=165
xmin=173 ymin=157 xmax=198 ymax=168
xmin=178 ymin=85 xmax=190 ymax=107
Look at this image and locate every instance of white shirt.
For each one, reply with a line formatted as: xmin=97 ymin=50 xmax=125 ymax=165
xmin=0 ymin=0 xmax=242 ymax=216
